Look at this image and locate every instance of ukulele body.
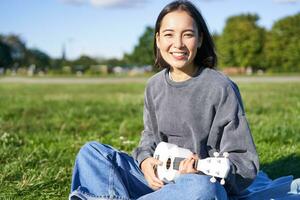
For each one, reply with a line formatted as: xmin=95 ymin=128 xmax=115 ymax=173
xmin=153 ymin=142 xmax=194 ymax=183
xmin=153 ymin=142 xmax=231 ymax=184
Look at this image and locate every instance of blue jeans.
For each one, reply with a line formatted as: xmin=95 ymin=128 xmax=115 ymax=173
xmin=70 ymin=141 xmax=228 ymax=200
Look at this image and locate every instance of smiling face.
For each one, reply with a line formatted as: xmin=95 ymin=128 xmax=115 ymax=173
xmin=156 ymin=10 xmax=201 ymax=72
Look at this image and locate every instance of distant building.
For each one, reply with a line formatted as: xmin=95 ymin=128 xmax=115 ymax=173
xmin=90 ymin=65 xmax=109 ymax=75
xmin=0 ymin=68 xmax=5 ymax=75
xmin=112 ymin=66 xmax=127 ymax=74
xmin=222 ymin=67 xmax=247 ymax=75
xmin=128 ymin=65 xmax=153 ymax=76
xmin=27 ymin=64 xmax=36 ymax=76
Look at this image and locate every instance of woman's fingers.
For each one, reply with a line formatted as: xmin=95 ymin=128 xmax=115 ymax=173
xmin=149 ymin=164 xmax=164 ymax=185
xmin=179 ymin=156 xmax=197 ymax=174
xmin=188 ymin=153 xmax=199 ymax=160
xmin=146 ymin=169 xmax=164 ymax=189
xmin=142 ymin=154 xmax=200 ymax=189
xmin=149 ymin=177 xmax=164 ymax=189
xmin=179 ymin=158 xmax=186 ymax=171
xmin=186 ymin=158 xmax=196 ymax=172
xmin=141 ymin=157 xmax=164 ymax=190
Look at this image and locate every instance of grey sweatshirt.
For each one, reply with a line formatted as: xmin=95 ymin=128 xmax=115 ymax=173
xmin=132 ymin=67 xmax=259 ymax=195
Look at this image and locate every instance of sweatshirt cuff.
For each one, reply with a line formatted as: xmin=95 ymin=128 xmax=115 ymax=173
xmin=136 ymin=151 xmax=153 ymax=167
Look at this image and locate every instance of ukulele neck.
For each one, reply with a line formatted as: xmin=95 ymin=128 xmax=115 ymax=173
xmin=173 ymin=157 xmax=199 ymax=171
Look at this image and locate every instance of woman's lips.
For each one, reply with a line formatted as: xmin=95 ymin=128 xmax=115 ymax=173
xmin=171 ymin=52 xmax=187 ymax=60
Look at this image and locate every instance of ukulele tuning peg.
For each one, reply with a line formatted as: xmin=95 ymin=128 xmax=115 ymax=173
xmin=220 ymin=179 xmax=225 ymax=185
xmin=213 ymin=152 xmax=220 ymax=157
xmin=210 ymin=176 xmax=216 ymax=183
xmin=223 ymin=152 xmax=229 ymax=158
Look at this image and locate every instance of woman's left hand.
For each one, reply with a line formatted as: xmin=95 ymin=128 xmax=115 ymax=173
xmin=178 ymin=154 xmax=199 ymax=174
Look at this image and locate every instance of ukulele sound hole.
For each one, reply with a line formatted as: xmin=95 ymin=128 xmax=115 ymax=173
xmin=166 ymin=158 xmax=171 ymax=170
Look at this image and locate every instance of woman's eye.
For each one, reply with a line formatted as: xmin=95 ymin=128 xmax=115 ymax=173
xmin=184 ymin=33 xmax=194 ymax=37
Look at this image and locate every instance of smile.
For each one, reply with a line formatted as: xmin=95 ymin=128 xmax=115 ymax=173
xmin=171 ymin=52 xmax=187 ymax=56
xmin=170 ymin=52 xmax=188 ymax=60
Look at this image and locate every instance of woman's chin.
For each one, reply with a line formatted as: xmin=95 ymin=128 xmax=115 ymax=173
xmin=168 ymin=62 xmax=192 ymax=70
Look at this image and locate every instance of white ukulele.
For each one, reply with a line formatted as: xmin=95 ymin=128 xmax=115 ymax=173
xmin=153 ymin=142 xmax=231 ymax=185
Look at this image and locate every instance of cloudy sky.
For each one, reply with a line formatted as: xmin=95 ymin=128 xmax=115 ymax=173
xmin=0 ymin=0 xmax=299 ymax=60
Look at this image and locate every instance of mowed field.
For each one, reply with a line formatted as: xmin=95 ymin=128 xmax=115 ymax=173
xmin=0 ymin=78 xmax=299 ymax=199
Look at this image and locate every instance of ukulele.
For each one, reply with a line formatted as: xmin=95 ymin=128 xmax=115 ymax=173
xmin=153 ymin=142 xmax=230 ymax=185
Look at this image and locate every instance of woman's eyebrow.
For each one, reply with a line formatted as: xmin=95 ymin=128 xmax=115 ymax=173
xmin=161 ymin=29 xmax=195 ymax=33
xmin=183 ymin=29 xmax=195 ymax=33
xmin=162 ymin=29 xmax=174 ymax=33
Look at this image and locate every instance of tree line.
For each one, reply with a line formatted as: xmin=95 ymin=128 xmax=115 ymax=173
xmin=127 ymin=12 xmax=300 ymax=73
xmin=0 ymin=12 xmax=299 ymax=74
xmin=215 ymin=13 xmax=300 ymax=72
xmin=0 ymin=34 xmax=107 ymax=74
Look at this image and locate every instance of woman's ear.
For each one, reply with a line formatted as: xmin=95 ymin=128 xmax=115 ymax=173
xmin=156 ymin=32 xmax=160 ymax=49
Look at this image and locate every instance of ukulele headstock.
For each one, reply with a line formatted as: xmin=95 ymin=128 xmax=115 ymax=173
xmin=198 ymin=152 xmax=230 ymax=185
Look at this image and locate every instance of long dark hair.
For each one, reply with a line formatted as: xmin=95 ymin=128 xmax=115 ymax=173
xmin=154 ymin=0 xmax=217 ymax=69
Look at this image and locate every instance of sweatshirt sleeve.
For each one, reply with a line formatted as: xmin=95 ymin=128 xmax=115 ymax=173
xmin=132 ymin=85 xmax=157 ymax=166
xmin=207 ymin=80 xmax=259 ymax=195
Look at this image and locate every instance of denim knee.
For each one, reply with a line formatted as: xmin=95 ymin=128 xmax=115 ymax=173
xmin=176 ymin=174 xmax=226 ymax=200
xmin=78 ymin=141 xmax=114 ymax=159
xmin=81 ymin=141 xmax=109 ymax=152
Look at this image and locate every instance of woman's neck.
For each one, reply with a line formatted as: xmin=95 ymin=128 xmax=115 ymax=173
xmin=169 ymin=65 xmax=198 ymax=82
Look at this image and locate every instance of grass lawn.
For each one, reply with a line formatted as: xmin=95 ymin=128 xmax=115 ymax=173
xmin=0 ymin=81 xmax=299 ymax=199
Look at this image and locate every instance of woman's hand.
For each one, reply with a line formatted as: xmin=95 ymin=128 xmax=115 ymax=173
xmin=178 ymin=154 xmax=199 ymax=174
xmin=141 ymin=157 xmax=164 ymax=190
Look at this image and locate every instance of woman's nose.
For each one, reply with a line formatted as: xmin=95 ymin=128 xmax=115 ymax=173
xmin=174 ymin=36 xmax=184 ymax=48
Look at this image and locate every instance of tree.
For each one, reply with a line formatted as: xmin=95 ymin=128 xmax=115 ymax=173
xmin=72 ymin=55 xmax=98 ymax=67
xmin=212 ymin=32 xmax=220 ymax=48
xmin=27 ymin=48 xmax=51 ymax=70
xmin=217 ymin=14 xmax=265 ymax=70
xmin=123 ymin=26 xmax=154 ymax=66
xmin=263 ymin=13 xmax=300 ymax=72
xmin=104 ymin=58 xmax=124 ymax=67
xmin=0 ymin=40 xmax=13 ymax=68
xmin=2 ymin=34 xmax=27 ymax=68
xmin=69 ymin=55 xmax=98 ymax=72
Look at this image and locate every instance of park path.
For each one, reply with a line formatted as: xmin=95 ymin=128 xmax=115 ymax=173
xmin=0 ymin=76 xmax=300 ymax=84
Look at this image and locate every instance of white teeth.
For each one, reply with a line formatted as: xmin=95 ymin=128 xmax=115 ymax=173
xmin=172 ymin=52 xmax=186 ymax=56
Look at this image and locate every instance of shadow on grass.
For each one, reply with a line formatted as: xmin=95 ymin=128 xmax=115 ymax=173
xmin=261 ymin=153 xmax=300 ymax=179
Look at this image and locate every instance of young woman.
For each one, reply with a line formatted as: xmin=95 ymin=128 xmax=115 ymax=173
xmin=69 ymin=1 xmax=259 ymax=199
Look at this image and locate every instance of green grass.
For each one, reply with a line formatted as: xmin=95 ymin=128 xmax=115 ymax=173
xmin=0 ymin=82 xmax=299 ymax=199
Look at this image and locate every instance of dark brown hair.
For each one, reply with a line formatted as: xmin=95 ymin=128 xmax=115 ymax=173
xmin=154 ymin=0 xmax=217 ymax=69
